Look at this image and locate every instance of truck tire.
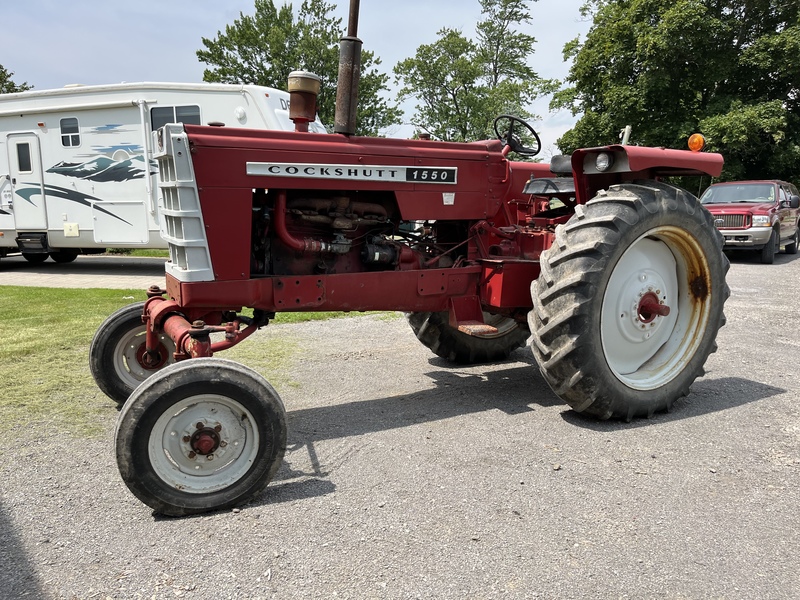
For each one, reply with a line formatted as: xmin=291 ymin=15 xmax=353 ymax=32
xmin=407 ymin=311 xmax=529 ymax=364
xmin=115 ymin=358 xmax=287 ymax=516
xmin=22 ymin=253 xmax=48 ymax=264
xmin=760 ymin=229 xmax=778 ymax=264
xmin=49 ymin=250 xmax=78 ymax=263
xmin=529 ymin=181 xmax=729 ymax=420
xmin=784 ymin=228 xmax=798 ymax=255
xmin=89 ymin=302 xmax=176 ymax=404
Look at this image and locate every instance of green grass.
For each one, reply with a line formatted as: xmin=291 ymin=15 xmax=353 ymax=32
xmin=0 ymin=285 xmax=398 ymax=440
xmin=106 ymin=248 xmax=170 ymax=258
xmin=0 ymin=287 xmax=147 ymax=437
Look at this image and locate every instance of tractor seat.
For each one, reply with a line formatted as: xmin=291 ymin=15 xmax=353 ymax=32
xmin=549 ymin=154 xmax=573 ymax=174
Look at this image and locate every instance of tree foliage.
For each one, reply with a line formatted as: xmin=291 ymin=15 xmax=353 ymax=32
xmin=394 ymin=0 xmax=554 ymax=142
xmin=197 ymin=0 xmax=401 ymax=136
xmin=0 ymin=65 xmax=31 ymax=94
xmin=554 ymin=0 xmax=800 ymax=182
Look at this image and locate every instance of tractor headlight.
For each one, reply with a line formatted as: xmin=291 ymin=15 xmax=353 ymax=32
xmin=595 ymin=152 xmax=614 ymax=172
xmin=752 ymin=215 xmax=770 ymax=227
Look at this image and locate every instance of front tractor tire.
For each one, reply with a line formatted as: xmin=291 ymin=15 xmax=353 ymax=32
xmin=407 ymin=311 xmax=529 ymax=364
xmin=115 ymin=358 xmax=287 ymax=517
xmin=89 ymin=302 xmax=177 ymax=405
xmin=530 ymin=181 xmax=729 ymax=420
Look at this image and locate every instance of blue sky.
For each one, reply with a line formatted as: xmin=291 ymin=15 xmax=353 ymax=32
xmin=2 ymin=0 xmax=592 ymax=155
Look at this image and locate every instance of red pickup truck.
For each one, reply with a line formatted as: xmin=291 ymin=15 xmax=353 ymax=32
xmin=700 ymin=180 xmax=800 ymax=263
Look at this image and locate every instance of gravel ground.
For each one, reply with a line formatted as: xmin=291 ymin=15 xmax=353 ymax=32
xmin=2 ymin=250 xmax=799 ymax=599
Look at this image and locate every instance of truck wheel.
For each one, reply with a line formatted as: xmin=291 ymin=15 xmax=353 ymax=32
xmin=49 ymin=250 xmax=78 ymax=263
xmin=115 ymin=358 xmax=287 ymax=516
xmin=407 ymin=311 xmax=529 ymax=364
xmin=22 ymin=253 xmax=48 ymax=264
xmin=784 ymin=228 xmax=798 ymax=255
xmin=530 ymin=181 xmax=729 ymax=420
xmin=89 ymin=302 xmax=176 ymax=404
xmin=760 ymin=229 xmax=778 ymax=264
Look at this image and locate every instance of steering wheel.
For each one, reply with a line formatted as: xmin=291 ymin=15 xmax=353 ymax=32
xmin=493 ymin=115 xmax=541 ymax=157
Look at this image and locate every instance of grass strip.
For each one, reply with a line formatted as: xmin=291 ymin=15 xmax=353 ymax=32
xmin=0 ymin=285 xmax=398 ymax=440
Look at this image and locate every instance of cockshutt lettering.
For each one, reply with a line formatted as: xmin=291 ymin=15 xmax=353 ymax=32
xmin=246 ymin=162 xmax=457 ymax=184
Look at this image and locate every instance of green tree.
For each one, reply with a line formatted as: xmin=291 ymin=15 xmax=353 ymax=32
xmin=554 ymin=0 xmax=800 ymax=182
xmin=197 ymin=0 xmax=401 ymax=136
xmin=0 ymin=65 xmax=31 ymax=94
xmin=394 ymin=0 xmax=554 ymax=142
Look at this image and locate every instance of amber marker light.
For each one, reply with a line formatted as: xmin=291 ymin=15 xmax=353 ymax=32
xmin=688 ymin=133 xmax=706 ymax=152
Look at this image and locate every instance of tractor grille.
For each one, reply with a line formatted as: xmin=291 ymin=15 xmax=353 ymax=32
xmin=153 ymin=124 xmax=214 ymax=282
xmin=714 ymin=214 xmax=746 ymax=229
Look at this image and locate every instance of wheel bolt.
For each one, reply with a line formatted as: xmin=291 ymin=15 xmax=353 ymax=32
xmin=182 ymin=435 xmax=191 ymax=443
xmin=188 ymin=451 xmax=197 ymax=459
xmin=196 ymin=422 xmax=204 ymax=429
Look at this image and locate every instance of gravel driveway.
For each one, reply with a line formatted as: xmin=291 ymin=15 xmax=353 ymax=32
xmin=2 ymin=251 xmax=799 ymax=599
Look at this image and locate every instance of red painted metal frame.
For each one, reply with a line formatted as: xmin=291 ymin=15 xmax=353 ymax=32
xmin=165 ymin=266 xmax=486 ymax=313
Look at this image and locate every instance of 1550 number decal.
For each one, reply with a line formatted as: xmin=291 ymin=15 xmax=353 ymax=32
xmin=406 ymin=168 xmax=457 ymax=184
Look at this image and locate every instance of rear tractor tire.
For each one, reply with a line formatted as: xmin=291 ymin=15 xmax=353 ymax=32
xmin=407 ymin=311 xmax=529 ymax=364
xmin=115 ymin=358 xmax=287 ymax=516
xmin=530 ymin=181 xmax=729 ymax=420
xmin=89 ymin=301 xmax=176 ymax=405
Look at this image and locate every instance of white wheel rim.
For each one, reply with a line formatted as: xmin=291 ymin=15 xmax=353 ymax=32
xmin=148 ymin=394 xmax=260 ymax=494
xmin=114 ymin=325 xmax=176 ymax=388
xmin=601 ymin=228 xmax=711 ymax=390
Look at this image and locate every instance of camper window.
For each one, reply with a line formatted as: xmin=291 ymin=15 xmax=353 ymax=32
xmin=16 ymin=143 xmax=32 ymax=173
xmin=60 ymin=118 xmax=80 ymax=147
xmin=151 ymin=105 xmax=202 ymax=130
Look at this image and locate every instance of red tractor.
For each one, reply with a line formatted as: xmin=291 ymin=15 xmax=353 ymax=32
xmin=89 ymin=20 xmax=728 ymax=516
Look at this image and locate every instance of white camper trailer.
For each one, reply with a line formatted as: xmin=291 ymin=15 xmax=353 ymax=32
xmin=0 ymin=81 xmax=325 ymax=263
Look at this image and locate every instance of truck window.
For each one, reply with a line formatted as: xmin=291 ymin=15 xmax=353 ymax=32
xmin=151 ymin=105 xmax=202 ymax=130
xmin=16 ymin=142 xmax=32 ymax=172
xmin=60 ymin=117 xmax=80 ymax=147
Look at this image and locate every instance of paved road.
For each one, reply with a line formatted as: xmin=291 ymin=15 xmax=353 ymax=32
xmin=0 ymin=254 xmax=166 ymax=290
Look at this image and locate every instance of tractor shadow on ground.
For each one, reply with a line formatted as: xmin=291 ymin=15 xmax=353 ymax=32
xmin=257 ymin=351 xmax=558 ymax=507
xmin=560 ymin=376 xmax=785 ymax=431
xmin=255 ymin=357 xmax=783 ymax=507
xmin=283 ymin=354 xmax=558 ymax=444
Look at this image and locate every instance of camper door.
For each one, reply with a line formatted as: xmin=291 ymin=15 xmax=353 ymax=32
xmin=7 ymin=133 xmax=47 ymax=231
